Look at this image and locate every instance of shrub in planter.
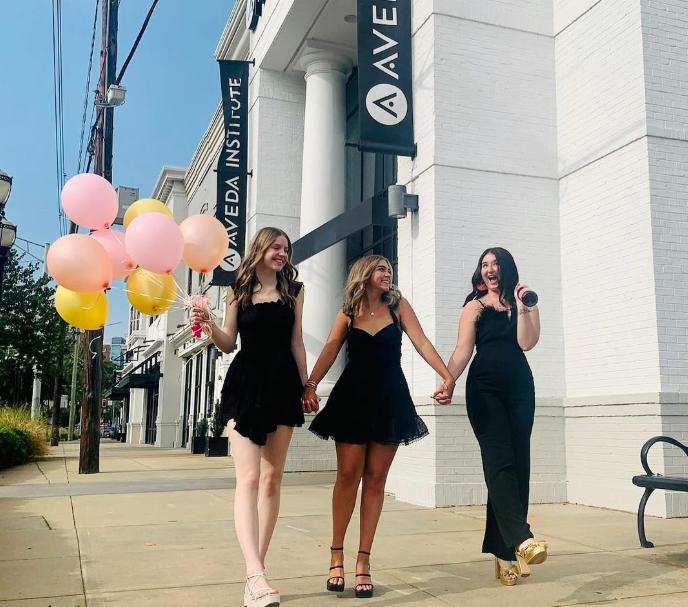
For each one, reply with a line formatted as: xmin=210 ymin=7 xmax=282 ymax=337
xmin=0 ymin=406 xmax=48 ymax=459
xmin=206 ymin=404 xmax=228 ymax=457
xmin=191 ymin=417 xmax=208 ymax=454
xmin=0 ymin=424 xmax=32 ymax=469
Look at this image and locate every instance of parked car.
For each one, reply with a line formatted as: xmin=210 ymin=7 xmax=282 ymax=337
xmin=100 ymin=425 xmax=114 ymax=439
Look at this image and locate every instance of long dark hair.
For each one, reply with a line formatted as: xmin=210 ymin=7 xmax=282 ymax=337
xmin=463 ymin=247 xmax=519 ymax=307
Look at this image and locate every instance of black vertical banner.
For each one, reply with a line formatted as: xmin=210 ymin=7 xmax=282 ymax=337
xmin=357 ymin=0 xmax=415 ymax=157
xmin=212 ymin=60 xmax=250 ymax=287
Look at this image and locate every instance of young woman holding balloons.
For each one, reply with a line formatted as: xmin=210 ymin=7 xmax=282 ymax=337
xmin=190 ymin=227 xmax=307 ymax=607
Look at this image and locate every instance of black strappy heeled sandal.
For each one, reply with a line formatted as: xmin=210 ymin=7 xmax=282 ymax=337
xmin=355 ymin=550 xmax=374 ymax=599
xmin=326 ymin=546 xmax=345 ymax=592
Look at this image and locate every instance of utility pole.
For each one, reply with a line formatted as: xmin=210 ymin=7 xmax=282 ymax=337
xmin=30 ymin=242 xmax=50 ymax=421
xmin=80 ymin=0 xmax=118 ymax=474
xmin=68 ymin=329 xmax=79 ymax=441
xmin=50 ymin=339 xmax=65 ymax=447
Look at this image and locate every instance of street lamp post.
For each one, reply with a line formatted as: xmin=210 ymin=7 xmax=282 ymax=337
xmin=0 ymin=169 xmax=17 ymax=311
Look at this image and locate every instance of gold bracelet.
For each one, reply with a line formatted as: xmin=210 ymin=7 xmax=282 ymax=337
xmin=304 ymin=380 xmax=317 ymax=389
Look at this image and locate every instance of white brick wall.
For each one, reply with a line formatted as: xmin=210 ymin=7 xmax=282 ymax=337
xmin=390 ymin=1 xmax=566 ymax=508
xmin=434 ymin=13 xmax=558 ymax=178
xmin=649 ymin=139 xmax=688 ymax=394
xmin=643 ymin=0 xmax=688 ymax=518
xmin=285 ymin=412 xmax=337 ymax=473
xmin=556 ymin=0 xmax=647 ymax=175
xmin=388 ymin=400 xmax=567 ymax=507
xmin=560 ymin=139 xmax=659 ymax=396
xmin=642 ymin=0 xmax=688 ymax=141
xmin=565 ymin=402 xmax=668 ymax=515
xmin=248 ymin=69 xmax=305 ymax=235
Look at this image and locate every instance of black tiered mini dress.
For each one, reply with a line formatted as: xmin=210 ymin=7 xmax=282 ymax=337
xmin=309 ymin=307 xmax=428 ymax=445
xmin=219 ymin=285 xmax=305 ymax=446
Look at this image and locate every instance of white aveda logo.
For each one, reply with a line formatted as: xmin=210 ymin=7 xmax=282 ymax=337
xmin=365 ymin=2 xmax=409 ymax=126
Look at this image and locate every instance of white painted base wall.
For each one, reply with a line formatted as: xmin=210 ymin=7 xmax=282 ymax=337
xmin=387 ymin=401 xmax=567 ymax=508
xmin=284 ymin=412 xmax=337 ymax=473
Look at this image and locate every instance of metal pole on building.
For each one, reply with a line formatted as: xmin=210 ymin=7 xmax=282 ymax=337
xmin=31 ymin=242 xmax=50 ymax=421
xmin=80 ymin=0 xmax=118 ymax=474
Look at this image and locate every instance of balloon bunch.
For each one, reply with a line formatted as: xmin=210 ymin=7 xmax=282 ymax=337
xmin=48 ymin=173 xmax=229 ymax=332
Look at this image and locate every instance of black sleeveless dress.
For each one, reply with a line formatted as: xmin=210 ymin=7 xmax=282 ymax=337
xmin=309 ymin=307 xmax=428 ymax=445
xmin=219 ymin=285 xmax=305 ymax=446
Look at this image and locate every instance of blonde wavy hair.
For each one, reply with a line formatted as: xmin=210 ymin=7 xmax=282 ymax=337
xmin=342 ymin=255 xmax=401 ymax=316
xmin=231 ymin=227 xmax=300 ymax=309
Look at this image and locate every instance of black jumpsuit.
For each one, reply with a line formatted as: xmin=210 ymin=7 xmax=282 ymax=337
xmin=466 ymin=300 xmax=535 ymax=560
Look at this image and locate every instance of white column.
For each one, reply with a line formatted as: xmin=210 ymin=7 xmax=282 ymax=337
xmin=299 ymin=51 xmax=352 ymax=391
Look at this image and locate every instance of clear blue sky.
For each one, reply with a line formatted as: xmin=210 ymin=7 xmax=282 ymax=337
xmin=0 ymin=0 xmax=234 ymax=342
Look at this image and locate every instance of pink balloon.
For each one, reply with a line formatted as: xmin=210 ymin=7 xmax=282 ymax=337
xmin=125 ymin=213 xmax=184 ymax=274
xmin=61 ymin=173 xmax=119 ymax=230
xmin=91 ymin=229 xmax=136 ymax=280
xmin=180 ymin=215 xmax=229 ymax=274
xmin=47 ymin=234 xmax=112 ymax=291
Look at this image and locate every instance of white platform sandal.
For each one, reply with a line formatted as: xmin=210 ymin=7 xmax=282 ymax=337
xmin=244 ymin=572 xmax=280 ymax=607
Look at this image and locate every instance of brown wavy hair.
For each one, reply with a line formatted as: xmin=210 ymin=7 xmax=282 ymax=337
xmin=231 ymin=227 xmax=300 ymax=309
xmin=342 ymin=255 xmax=401 ymax=316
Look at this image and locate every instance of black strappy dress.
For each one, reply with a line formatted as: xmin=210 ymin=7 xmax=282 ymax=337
xmin=309 ymin=307 xmax=428 ymax=445
xmin=219 ymin=285 xmax=305 ymax=446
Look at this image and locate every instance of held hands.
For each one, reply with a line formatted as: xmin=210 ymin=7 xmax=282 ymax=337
xmin=432 ymin=376 xmax=456 ymax=405
xmin=301 ymin=385 xmax=321 ymax=414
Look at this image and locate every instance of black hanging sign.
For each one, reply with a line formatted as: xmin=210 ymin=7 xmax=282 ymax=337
xmin=357 ymin=0 xmax=415 ymax=157
xmin=246 ymin=0 xmax=266 ymax=30
xmin=212 ymin=60 xmax=250 ymax=287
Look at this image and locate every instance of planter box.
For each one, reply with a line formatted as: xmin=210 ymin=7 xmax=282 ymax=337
xmin=190 ymin=437 xmax=206 ymax=454
xmin=205 ymin=437 xmax=229 ymax=457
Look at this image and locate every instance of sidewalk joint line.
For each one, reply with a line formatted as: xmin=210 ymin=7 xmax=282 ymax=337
xmin=35 ymin=461 xmax=51 ymax=484
xmin=70 ymin=495 xmax=88 ymax=606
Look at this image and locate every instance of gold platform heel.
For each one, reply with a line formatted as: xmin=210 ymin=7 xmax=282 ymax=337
xmin=515 ymin=540 xmax=548 ymax=578
xmin=494 ymin=557 xmax=518 ymax=586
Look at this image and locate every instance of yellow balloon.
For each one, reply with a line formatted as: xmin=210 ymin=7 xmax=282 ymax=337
xmin=126 ymin=268 xmax=177 ymax=316
xmin=123 ymin=198 xmax=173 ymax=230
xmin=55 ymin=287 xmax=108 ymax=330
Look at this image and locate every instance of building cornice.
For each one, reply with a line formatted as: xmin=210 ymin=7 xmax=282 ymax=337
xmin=186 ymin=1 xmax=250 ymax=203
xmin=184 ymin=104 xmax=224 ymax=202
xmin=151 ymin=165 xmax=187 ymax=202
xmin=215 ymin=0 xmax=248 ymax=61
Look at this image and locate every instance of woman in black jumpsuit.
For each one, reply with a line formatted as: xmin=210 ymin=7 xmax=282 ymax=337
xmin=439 ymin=247 xmax=547 ymax=586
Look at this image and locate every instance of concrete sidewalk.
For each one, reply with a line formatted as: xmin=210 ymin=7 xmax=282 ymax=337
xmin=1 ymin=442 xmax=688 ymax=607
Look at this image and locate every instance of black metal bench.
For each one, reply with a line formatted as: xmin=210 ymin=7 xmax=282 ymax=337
xmin=632 ymin=436 xmax=688 ymax=547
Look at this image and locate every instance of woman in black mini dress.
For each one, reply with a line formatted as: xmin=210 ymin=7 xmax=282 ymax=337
xmin=190 ymin=227 xmax=306 ymax=607
xmin=303 ymin=255 xmax=455 ymax=599
xmin=440 ymin=247 xmax=547 ymax=587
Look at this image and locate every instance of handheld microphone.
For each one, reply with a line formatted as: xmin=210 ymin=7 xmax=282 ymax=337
xmin=516 ymin=286 xmax=538 ymax=307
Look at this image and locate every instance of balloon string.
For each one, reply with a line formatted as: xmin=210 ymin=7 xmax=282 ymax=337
xmin=89 ymin=335 xmax=100 ymax=359
xmin=74 ymin=291 xmax=106 ymax=312
xmin=171 ymin=273 xmax=192 ymax=305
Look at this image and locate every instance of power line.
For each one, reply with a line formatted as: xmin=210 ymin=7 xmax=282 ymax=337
xmin=78 ymin=0 xmax=100 ymax=174
xmin=51 ymin=0 xmax=67 ymax=236
xmin=116 ymin=0 xmax=160 ymax=85
xmin=16 ymin=237 xmax=44 ymax=247
xmin=12 ymin=244 xmax=43 ymax=264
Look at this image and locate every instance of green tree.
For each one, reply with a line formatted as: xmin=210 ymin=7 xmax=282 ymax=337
xmin=0 ymin=250 xmax=72 ymax=407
